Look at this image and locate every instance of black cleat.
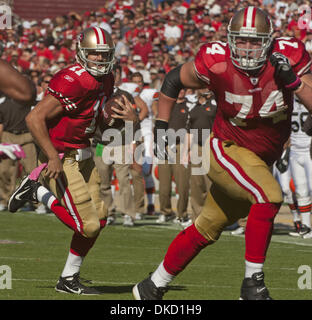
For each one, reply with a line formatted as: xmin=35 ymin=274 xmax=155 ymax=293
xmin=133 ymin=275 xmax=168 ymax=300
xmin=240 ymin=272 xmax=272 ymax=300
xmin=289 ymin=221 xmax=302 ymax=237
xmin=299 ymin=224 xmax=311 ymax=237
xmin=8 ymin=176 xmax=40 ymax=213
xmin=55 ymin=272 xmax=101 ymax=295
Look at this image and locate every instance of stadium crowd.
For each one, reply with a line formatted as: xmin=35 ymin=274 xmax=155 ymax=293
xmin=0 ymin=0 xmax=312 ymax=230
xmin=1 ymin=0 xmax=312 ymax=93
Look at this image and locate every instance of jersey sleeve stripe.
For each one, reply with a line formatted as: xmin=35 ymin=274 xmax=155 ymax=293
xmin=193 ymin=62 xmax=210 ymax=84
xmin=297 ymin=60 xmax=312 ymax=77
xmin=48 ymin=87 xmax=78 ymax=110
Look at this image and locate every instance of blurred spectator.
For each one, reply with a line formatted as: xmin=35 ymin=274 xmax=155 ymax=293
xmin=133 ymin=33 xmax=153 ymax=64
xmin=164 ymin=16 xmax=182 ymax=45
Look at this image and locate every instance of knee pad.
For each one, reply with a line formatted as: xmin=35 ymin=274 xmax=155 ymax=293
xmin=195 ymin=213 xmax=227 ymax=242
xmin=83 ymin=220 xmax=100 ymax=238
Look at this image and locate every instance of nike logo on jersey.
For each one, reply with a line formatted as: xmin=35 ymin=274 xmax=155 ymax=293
xmin=14 ymin=187 xmax=31 ymax=201
xmin=248 ymin=87 xmax=262 ymax=93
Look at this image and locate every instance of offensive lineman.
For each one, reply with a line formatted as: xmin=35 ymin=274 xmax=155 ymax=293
xmin=133 ymin=7 xmax=312 ymax=300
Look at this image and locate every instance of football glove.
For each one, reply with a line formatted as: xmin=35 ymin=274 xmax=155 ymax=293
xmin=0 ymin=143 xmax=25 ymax=160
xmin=275 ymin=147 xmax=290 ymax=174
xmin=270 ymin=52 xmax=302 ymax=91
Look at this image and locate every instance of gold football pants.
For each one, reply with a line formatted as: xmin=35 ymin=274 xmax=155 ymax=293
xmin=39 ymin=150 xmax=107 ymax=238
xmin=195 ymin=136 xmax=283 ymax=242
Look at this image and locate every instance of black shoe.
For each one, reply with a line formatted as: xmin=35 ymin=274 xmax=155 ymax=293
xmin=133 ymin=275 xmax=168 ymax=300
xmin=8 ymin=176 xmax=41 ymax=213
xmin=147 ymin=204 xmax=155 ymax=215
xmin=240 ymin=272 xmax=272 ymax=300
xmin=55 ymin=272 xmax=101 ymax=295
xmin=299 ymin=224 xmax=311 ymax=237
xmin=289 ymin=221 xmax=302 ymax=237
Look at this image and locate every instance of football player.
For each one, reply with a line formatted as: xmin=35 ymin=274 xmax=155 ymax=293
xmin=8 ymin=27 xmax=138 ymax=295
xmin=0 ymin=59 xmax=35 ymax=104
xmin=133 ymin=7 xmax=312 ymax=300
xmin=0 ymin=59 xmax=35 ymax=160
xmin=288 ymin=97 xmax=312 ymax=238
xmin=272 ymin=146 xmax=299 ymax=237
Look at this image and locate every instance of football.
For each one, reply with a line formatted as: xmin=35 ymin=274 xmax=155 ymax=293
xmin=103 ymin=95 xmax=125 ymax=129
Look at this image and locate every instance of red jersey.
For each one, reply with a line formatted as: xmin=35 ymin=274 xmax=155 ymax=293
xmin=194 ymin=37 xmax=311 ymax=165
xmin=47 ymin=63 xmax=114 ymax=152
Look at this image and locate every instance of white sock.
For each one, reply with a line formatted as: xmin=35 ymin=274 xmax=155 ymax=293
xmin=301 ymin=212 xmax=311 ymax=228
xmin=61 ymin=251 xmax=84 ymax=278
xmin=151 ymin=261 xmax=175 ymax=288
xmin=36 ymin=186 xmax=57 ymax=209
xmin=245 ymin=260 xmax=263 ymax=278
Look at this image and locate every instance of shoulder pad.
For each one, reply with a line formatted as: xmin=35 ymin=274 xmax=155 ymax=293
xmin=273 ymin=37 xmax=311 ymax=75
xmin=194 ymin=41 xmax=228 ymax=83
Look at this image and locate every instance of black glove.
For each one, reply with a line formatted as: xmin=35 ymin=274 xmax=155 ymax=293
xmin=154 ymin=119 xmax=169 ymax=160
xmin=270 ymin=52 xmax=301 ymax=91
xmin=275 ymin=147 xmax=290 ymax=174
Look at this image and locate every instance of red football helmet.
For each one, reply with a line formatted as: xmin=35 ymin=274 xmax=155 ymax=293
xmin=76 ymin=27 xmax=115 ymax=76
xmin=227 ymin=6 xmax=273 ymax=71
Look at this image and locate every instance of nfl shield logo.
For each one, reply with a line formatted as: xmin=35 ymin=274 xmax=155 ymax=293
xmin=250 ymin=77 xmax=259 ymax=85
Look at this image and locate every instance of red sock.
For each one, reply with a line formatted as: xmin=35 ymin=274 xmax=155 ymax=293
xmin=245 ymin=203 xmax=281 ymax=263
xmin=70 ymin=232 xmax=99 ymax=257
xmin=50 ymin=199 xmax=82 ymax=233
xmin=163 ymin=224 xmax=211 ymax=276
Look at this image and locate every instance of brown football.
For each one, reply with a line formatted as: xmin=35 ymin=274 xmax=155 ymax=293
xmin=103 ymin=95 xmax=125 ymax=129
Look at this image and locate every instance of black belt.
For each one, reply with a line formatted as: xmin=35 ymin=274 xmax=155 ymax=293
xmin=6 ymin=130 xmax=29 ymax=135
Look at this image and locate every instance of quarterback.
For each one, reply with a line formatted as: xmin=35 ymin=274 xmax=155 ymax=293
xmin=8 ymin=27 xmax=137 ymax=294
xmin=133 ymin=7 xmax=312 ymax=300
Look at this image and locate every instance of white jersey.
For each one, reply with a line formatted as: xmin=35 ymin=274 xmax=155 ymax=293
xmin=140 ymin=88 xmax=159 ymax=119
xmin=118 ymin=82 xmax=140 ymax=98
xmin=290 ymin=98 xmax=311 ymax=153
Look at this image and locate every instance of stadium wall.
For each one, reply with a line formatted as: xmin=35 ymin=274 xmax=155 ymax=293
xmin=12 ymin=0 xmax=113 ymax=21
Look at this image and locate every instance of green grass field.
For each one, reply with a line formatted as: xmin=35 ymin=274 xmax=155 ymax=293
xmin=0 ymin=210 xmax=311 ymax=300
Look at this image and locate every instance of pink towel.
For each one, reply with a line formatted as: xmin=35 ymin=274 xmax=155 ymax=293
xmin=29 ymin=153 xmax=64 ymax=181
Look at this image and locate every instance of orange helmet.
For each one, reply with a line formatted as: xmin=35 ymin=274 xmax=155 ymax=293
xmin=227 ymin=6 xmax=273 ymax=71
